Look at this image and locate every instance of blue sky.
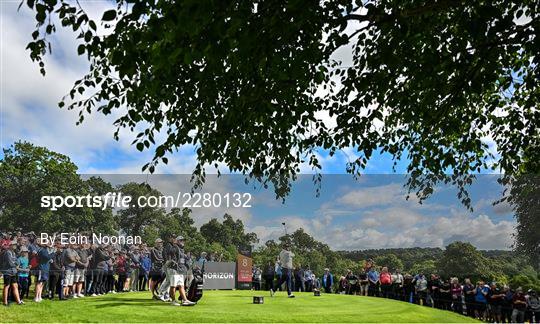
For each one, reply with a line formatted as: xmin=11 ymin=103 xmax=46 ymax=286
xmin=0 ymin=1 xmax=514 ymax=250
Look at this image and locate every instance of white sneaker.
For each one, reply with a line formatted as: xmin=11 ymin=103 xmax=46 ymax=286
xmin=33 ymin=298 xmax=40 ymax=303
xmin=171 ymin=300 xmax=181 ymax=306
xmin=288 ymin=294 xmax=295 ymax=298
xmin=78 ymin=294 xmax=85 ymax=298
xmin=72 ymin=295 xmax=78 ymax=299
xmin=182 ymin=300 xmax=196 ymax=306
xmin=91 ymin=293 xmax=97 ymax=297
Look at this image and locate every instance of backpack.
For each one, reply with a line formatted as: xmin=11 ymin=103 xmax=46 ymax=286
xmin=187 ymin=268 xmax=204 ymax=303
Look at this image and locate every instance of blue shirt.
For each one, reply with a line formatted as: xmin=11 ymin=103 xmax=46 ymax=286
xmin=17 ymin=256 xmax=29 ymax=277
xmin=368 ymin=270 xmax=379 ymax=283
xmin=38 ymin=247 xmax=52 ymax=272
xmin=475 ymin=286 xmax=490 ymax=303
xmin=141 ymin=255 xmax=151 ymax=273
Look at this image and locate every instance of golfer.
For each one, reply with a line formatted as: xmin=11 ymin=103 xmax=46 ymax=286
xmin=270 ymin=243 xmax=295 ymax=298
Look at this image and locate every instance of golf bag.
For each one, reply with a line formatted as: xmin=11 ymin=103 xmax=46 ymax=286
xmin=187 ymin=267 xmax=204 ymax=302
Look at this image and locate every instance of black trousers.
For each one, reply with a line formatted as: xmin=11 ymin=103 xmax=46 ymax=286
xmin=48 ymin=271 xmax=63 ymax=299
xmin=91 ymin=269 xmax=105 ymax=294
xmin=273 ymin=269 xmax=292 ymax=295
xmin=264 ymin=276 xmax=274 ymax=291
xmin=138 ymin=273 xmax=148 ymax=291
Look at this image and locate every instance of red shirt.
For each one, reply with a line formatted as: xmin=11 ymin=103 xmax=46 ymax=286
xmin=380 ymin=272 xmax=392 ymax=285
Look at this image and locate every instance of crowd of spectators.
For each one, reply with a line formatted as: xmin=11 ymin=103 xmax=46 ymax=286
xmin=3 ymin=230 xmax=540 ymax=322
xmin=0 ymin=231 xmax=219 ymax=307
xmin=252 ymin=259 xmax=540 ymax=323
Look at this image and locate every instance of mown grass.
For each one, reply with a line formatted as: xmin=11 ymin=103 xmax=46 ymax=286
xmin=1 ymin=290 xmax=478 ymax=323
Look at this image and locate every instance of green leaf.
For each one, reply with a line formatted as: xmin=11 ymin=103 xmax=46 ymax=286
xmin=102 ymin=10 xmax=116 ymax=21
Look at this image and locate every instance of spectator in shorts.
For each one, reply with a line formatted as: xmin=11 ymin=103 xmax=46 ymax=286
xmin=2 ymin=240 xmax=23 ymax=306
xmin=62 ymin=243 xmax=79 ymax=298
xmin=34 ymin=239 xmax=53 ymax=302
xmin=17 ymin=246 xmax=31 ymax=299
xmin=74 ymin=243 xmax=90 ymax=298
xmin=166 ymin=236 xmax=195 ymax=306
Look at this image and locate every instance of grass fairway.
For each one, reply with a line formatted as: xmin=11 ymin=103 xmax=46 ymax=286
xmin=1 ymin=290 xmax=477 ymax=323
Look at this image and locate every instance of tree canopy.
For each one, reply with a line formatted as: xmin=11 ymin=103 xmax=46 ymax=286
xmin=0 ymin=142 xmax=116 ymax=233
xmin=21 ymin=0 xmax=539 ymax=204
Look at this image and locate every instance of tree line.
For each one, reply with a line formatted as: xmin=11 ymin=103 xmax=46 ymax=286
xmin=1 ymin=142 xmax=539 ymax=292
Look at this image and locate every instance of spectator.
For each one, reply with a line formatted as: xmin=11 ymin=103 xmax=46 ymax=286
xmin=527 ymin=290 xmax=540 ymax=323
xmin=414 ymin=273 xmax=428 ymax=306
xmin=380 ymin=267 xmax=392 ymax=298
xmin=33 ymin=238 xmax=52 ymax=302
xmin=322 ymin=268 xmax=334 ymax=294
xmin=62 ymin=243 xmax=79 ymax=298
xmin=488 ymin=282 xmax=504 ymax=323
xmin=263 ymin=261 xmax=275 ymax=291
xmin=337 ymin=276 xmax=348 ymax=294
xmin=463 ymin=278 xmax=476 ymax=317
xmin=450 ymin=277 xmax=463 ymax=314
xmin=403 ymin=274 xmax=415 ymax=303
xmin=428 ymin=274 xmax=441 ymax=308
xmin=304 ymin=266 xmax=313 ymax=292
xmin=252 ymin=266 xmax=262 ymax=291
xmin=149 ymin=238 xmax=164 ymax=299
xmin=392 ymin=269 xmax=404 ymax=300
xmin=293 ymin=265 xmax=304 ymax=292
xmin=17 ymin=246 xmax=30 ymax=299
xmin=367 ymin=267 xmax=380 ymax=297
xmin=512 ymin=287 xmax=527 ymax=323
xmin=2 ymin=240 xmax=23 ymax=306
xmin=74 ymin=243 xmax=89 ymax=298
xmin=358 ymin=269 xmax=369 ymax=297
xmin=49 ymin=241 xmax=65 ymax=300
xmin=439 ymin=278 xmax=452 ymax=311
xmin=345 ymin=270 xmax=359 ymax=295
xmin=139 ymin=252 xmax=151 ymax=291
xmin=474 ymin=280 xmax=490 ymax=321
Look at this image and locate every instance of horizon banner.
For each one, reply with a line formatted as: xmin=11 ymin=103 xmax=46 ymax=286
xmin=202 ymin=262 xmax=236 ymax=290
